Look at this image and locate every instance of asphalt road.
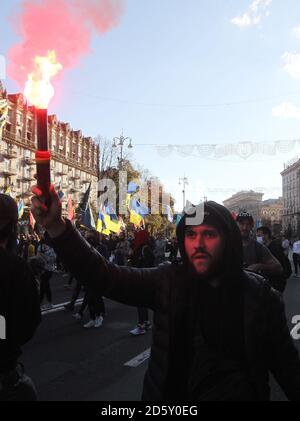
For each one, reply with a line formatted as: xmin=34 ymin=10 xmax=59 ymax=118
xmin=21 ymin=271 xmax=300 ymax=401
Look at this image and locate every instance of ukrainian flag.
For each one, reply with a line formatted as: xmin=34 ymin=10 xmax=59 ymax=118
xmin=4 ymin=185 xmax=12 ymax=197
xmin=18 ymin=199 xmax=24 ymax=220
xmin=97 ymin=211 xmax=110 ymax=236
xmin=130 ymin=209 xmax=144 ymax=227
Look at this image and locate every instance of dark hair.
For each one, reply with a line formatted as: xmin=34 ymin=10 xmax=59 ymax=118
xmin=257 ymin=226 xmax=272 ymax=238
xmin=0 ymin=222 xmax=15 ymax=242
xmin=0 ymin=222 xmax=18 ymax=252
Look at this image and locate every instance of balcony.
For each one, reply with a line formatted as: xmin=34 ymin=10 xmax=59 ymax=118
xmin=69 ymin=187 xmax=81 ymax=193
xmin=0 ymin=149 xmax=18 ymax=160
xmin=1 ymin=169 xmax=17 ymax=177
xmin=23 ymin=158 xmax=35 ymax=166
xmin=19 ymin=175 xmax=35 ymax=183
xmin=56 ymin=169 xmax=68 ymax=176
xmin=69 ymin=174 xmax=81 ymax=180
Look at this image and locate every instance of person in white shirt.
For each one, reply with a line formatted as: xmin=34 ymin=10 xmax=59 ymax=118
xmin=292 ymin=239 xmax=300 ymax=277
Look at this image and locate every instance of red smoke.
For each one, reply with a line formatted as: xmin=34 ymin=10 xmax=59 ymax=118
xmin=8 ymin=0 xmax=124 ymax=87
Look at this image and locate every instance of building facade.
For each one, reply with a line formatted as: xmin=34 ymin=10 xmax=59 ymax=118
xmin=0 ymin=83 xmax=99 ymax=219
xmin=223 ymin=190 xmax=264 ymax=225
xmin=259 ymin=198 xmax=283 ymax=236
xmin=223 ymin=190 xmax=283 ymax=233
xmin=281 ymin=158 xmax=300 ymax=237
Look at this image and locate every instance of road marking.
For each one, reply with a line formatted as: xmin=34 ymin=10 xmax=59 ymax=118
xmin=124 ymin=348 xmax=151 ymax=368
xmin=41 ymin=299 xmax=84 ymax=315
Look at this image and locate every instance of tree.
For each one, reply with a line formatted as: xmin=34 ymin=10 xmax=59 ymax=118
xmin=94 ymin=135 xmax=132 ymax=176
xmin=94 ymin=135 xmax=118 ymax=174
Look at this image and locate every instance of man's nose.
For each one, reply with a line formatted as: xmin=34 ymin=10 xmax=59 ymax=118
xmin=196 ymin=235 xmax=205 ymax=248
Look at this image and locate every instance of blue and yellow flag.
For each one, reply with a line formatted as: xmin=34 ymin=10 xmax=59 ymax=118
xmin=4 ymin=185 xmax=12 ymax=197
xmin=97 ymin=211 xmax=110 ymax=236
xmin=18 ymin=199 xmax=24 ymax=220
xmin=130 ymin=209 xmax=144 ymax=227
xmin=78 ymin=183 xmax=95 ymax=230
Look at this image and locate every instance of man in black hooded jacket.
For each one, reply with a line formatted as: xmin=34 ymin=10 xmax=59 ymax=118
xmin=31 ymin=186 xmax=300 ymax=401
xmin=0 ymin=194 xmax=41 ymax=401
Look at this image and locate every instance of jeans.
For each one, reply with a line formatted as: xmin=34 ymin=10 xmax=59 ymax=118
xmin=293 ymin=253 xmax=300 ymax=274
xmin=40 ymin=271 xmax=53 ymax=303
xmin=137 ymin=307 xmax=149 ymax=325
xmin=79 ymin=289 xmax=105 ymax=320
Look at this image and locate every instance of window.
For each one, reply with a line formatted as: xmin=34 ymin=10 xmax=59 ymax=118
xmin=27 ymin=119 xmax=32 ymax=131
xmin=7 ymin=109 xmax=13 ymax=122
xmin=16 ymin=112 xmax=22 ymax=126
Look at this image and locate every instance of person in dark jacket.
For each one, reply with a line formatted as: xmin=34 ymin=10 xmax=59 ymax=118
xmin=256 ymin=226 xmax=292 ymax=293
xmin=0 ymin=194 xmax=41 ymax=401
xmin=31 ymin=185 xmax=300 ymax=401
xmin=129 ymin=229 xmax=156 ymax=335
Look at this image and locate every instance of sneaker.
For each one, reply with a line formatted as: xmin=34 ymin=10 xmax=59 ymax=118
xmin=94 ymin=316 xmax=104 ymax=328
xmin=72 ymin=313 xmax=82 ymax=321
xmin=130 ymin=325 xmax=146 ymax=336
xmin=84 ymin=319 xmax=96 ymax=328
xmin=144 ymin=321 xmax=152 ymax=331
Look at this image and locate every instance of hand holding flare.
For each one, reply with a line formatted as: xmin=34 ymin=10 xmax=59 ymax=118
xmin=23 ymin=51 xmax=63 ymax=204
xmin=31 ymin=184 xmax=66 ymax=238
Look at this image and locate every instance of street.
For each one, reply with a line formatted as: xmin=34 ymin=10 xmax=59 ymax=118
xmin=22 ymin=272 xmax=152 ymax=401
xmin=21 ymin=272 xmax=300 ymax=401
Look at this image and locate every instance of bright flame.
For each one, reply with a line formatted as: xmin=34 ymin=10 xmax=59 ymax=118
xmin=24 ymin=50 xmax=63 ymax=109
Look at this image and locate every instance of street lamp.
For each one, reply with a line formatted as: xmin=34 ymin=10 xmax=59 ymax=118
xmin=112 ymin=131 xmax=133 ymax=169
xmin=178 ymin=175 xmax=189 ymax=210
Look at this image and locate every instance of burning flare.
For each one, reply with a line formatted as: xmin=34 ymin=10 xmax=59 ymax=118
xmin=24 ymin=50 xmax=63 ymax=109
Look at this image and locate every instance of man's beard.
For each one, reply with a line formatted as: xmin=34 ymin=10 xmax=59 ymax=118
xmin=189 ymin=256 xmax=224 ymax=281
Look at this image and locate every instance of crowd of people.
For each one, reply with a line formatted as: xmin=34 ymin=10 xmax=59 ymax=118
xmin=2 ymin=188 xmax=300 ymax=401
xmin=14 ymin=225 xmax=180 ymax=330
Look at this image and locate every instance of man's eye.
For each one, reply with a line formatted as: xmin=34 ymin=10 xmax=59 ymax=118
xmin=186 ymin=230 xmax=196 ymax=238
xmin=205 ymin=232 xmax=217 ymax=238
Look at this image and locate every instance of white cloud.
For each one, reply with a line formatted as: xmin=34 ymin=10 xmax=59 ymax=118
xmin=231 ymin=13 xmax=252 ymax=29
xmin=250 ymin=0 xmax=272 ymax=13
xmin=282 ymin=52 xmax=300 ymax=80
xmin=232 ymin=0 xmax=272 ymax=29
xmin=253 ymin=15 xmax=262 ymax=25
xmin=272 ymin=102 xmax=300 ymax=120
xmin=293 ymin=26 xmax=300 ymax=39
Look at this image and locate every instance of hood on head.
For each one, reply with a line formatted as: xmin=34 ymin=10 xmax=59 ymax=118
xmin=176 ymin=201 xmax=243 ymax=278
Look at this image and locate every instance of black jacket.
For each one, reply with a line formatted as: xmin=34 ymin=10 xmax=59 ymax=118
xmin=48 ymin=213 xmax=300 ymax=401
xmin=0 ymin=247 xmax=41 ymax=373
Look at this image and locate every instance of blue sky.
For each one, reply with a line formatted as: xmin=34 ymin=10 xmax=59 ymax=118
xmin=2 ymin=0 xmax=300 ymax=210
